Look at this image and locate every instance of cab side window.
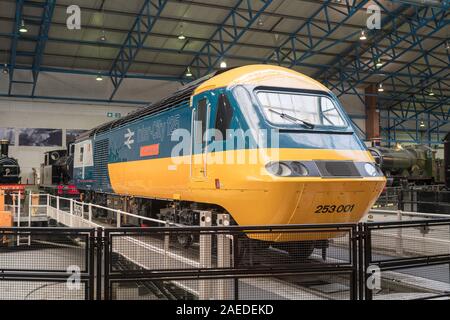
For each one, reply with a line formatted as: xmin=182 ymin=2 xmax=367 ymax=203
xmin=79 ymin=146 xmax=84 ymax=163
xmin=214 ymin=94 xmax=233 ymax=140
xmin=195 ymin=98 xmax=208 ymax=145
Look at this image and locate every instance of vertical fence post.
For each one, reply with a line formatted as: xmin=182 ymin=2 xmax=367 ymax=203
xmin=28 ymin=192 xmax=32 ymax=223
xmin=46 ymin=194 xmax=50 ymax=216
xmin=96 ymin=227 xmax=103 ymax=300
xmin=398 ymin=190 xmax=404 ymax=211
xmin=364 ymin=225 xmax=373 ymax=301
xmin=117 ymin=211 xmax=121 ymax=228
xmin=70 ymin=198 xmax=74 ymax=227
xmin=103 ymin=229 xmax=110 ymax=300
xmin=27 ymin=192 xmax=32 ymax=245
xmin=56 ymin=196 xmax=60 ymax=223
xmin=199 ymin=211 xmax=212 ymax=300
xmin=17 ymin=191 xmax=21 ymax=226
xmin=396 ymin=210 xmax=403 ymax=255
xmin=357 ymin=223 xmax=364 ymax=300
xmin=88 ymin=229 xmax=96 ymax=300
xmin=233 ymin=231 xmax=239 ymax=300
xmin=216 ymin=213 xmax=233 ymax=300
xmin=351 ymin=224 xmax=358 ymax=300
xmin=164 ymin=222 xmax=170 ymax=270
xmin=88 ymin=203 xmax=92 ymax=223
xmin=16 ymin=192 xmax=21 ymax=245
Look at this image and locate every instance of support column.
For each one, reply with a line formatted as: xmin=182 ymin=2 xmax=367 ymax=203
xmin=216 ymin=214 xmax=234 ymax=300
xmin=365 ymin=85 xmax=380 ymax=146
xmin=199 ymin=211 xmax=212 ymax=300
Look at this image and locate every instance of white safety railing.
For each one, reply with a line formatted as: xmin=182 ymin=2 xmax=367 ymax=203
xmin=3 ymin=192 xmax=22 ymax=222
xmin=44 ymin=193 xmax=171 ymax=228
xmin=6 ymin=191 xmax=175 ymax=230
xmin=369 ymin=208 xmax=449 ymax=221
xmin=4 ymin=191 xmax=33 ymax=245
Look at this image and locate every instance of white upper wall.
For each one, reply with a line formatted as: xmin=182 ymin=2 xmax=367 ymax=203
xmin=0 ymin=98 xmax=138 ymax=128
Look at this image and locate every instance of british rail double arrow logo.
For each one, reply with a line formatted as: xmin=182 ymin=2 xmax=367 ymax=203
xmin=124 ymin=128 xmax=135 ymax=149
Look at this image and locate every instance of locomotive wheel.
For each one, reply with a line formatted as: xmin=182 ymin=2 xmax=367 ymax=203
xmin=283 ymin=241 xmax=315 ymax=260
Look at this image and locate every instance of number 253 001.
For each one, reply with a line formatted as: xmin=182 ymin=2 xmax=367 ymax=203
xmin=314 ymin=204 xmax=355 ymax=214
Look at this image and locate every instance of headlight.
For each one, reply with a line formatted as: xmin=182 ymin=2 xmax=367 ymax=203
xmin=290 ymin=161 xmax=309 ymax=176
xmin=364 ymin=163 xmax=378 ymax=177
xmin=266 ymin=162 xmax=292 ymax=177
xmin=265 ymin=161 xmax=309 ymax=177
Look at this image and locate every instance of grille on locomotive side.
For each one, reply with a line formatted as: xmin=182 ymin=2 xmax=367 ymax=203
xmin=315 ymin=161 xmax=361 ymax=177
xmin=93 ymin=139 xmax=110 ymax=191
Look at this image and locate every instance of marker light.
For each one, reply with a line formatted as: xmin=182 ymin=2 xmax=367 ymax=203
xmin=364 ymin=163 xmax=378 ymax=177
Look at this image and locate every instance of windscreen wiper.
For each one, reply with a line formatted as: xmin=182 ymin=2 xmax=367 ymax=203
xmin=268 ymin=108 xmax=315 ymax=129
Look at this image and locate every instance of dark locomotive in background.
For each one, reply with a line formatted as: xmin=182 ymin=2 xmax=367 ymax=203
xmin=39 ymin=146 xmax=78 ymax=196
xmin=369 ymin=144 xmax=445 ymax=186
xmin=40 ymin=149 xmax=73 ymax=186
xmin=0 ymin=139 xmax=21 ymax=184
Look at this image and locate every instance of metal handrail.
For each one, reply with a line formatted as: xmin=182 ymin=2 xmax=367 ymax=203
xmin=46 ymin=193 xmax=174 ymax=227
xmin=370 ymin=208 xmax=449 ymax=219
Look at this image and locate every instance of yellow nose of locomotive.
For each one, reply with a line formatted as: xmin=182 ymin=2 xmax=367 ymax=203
xmin=286 ymin=178 xmax=385 ymax=225
xmin=216 ymin=149 xmax=386 ymax=241
xmin=227 ymin=176 xmax=385 ymax=226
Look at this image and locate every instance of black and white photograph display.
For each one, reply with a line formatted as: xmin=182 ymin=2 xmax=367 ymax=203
xmin=0 ymin=128 xmax=15 ymax=145
xmin=18 ymin=128 xmax=63 ymax=147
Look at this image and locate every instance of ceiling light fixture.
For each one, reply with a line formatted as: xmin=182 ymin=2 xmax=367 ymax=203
xmin=19 ymin=20 xmax=28 ymax=33
xmin=428 ymin=87 xmax=435 ymax=96
xmin=377 ymin=83 xmax=384 ymax=92
xmin=2 ymin=63 xmax=8 ymax=75
xmin=376 ymin=58 xmax=383 ymax=67
xmin=96 ymin=73 xmax=103 ymax=81
xmin=359 ymin=30 xmax=367 ymax=41
xmin=257 ymin=18 xmax=264 ymax=26
xmin=446 ymin=41 xmax=450 ymax=50
xmin=99 ymin=30 xmax=107 ymax=42
xmin=185 ymin=67 xmax=192 ymax=77
xmin=220 ymin=60 xmax=227 ymax=69
xmin=178 ymin=23 xmax=186 ymax=40
xmin=419 ymin=120 xmax=426 ymax=128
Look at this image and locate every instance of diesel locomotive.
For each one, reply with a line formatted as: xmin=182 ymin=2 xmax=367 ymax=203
xmin=73 ymin=65 xmax=386 ymax=249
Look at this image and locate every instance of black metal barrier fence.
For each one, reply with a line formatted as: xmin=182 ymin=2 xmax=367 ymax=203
xmin=103 ymin=224 xmax=358 ymax=300
xmin=1 ymin=221 xmax=450 ymax=300
xmin=375 ymin=186 xmax=450 ymax=215
xmin=0 ymin=228 xmax=96 ymax=300
xmin=361 ymin=219 xmax=450 ymax=300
